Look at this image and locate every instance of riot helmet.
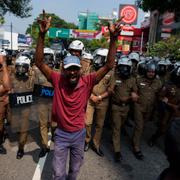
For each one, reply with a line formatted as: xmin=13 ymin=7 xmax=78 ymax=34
xmin=15 ymin=56 xmax=30 ymax=76
xmin=117 ymin=57 xmax=132 ymax=79
xmin=128 ymin=52 xmax=140 ymax=63
xmin=68 ymin=40 xmax=84 ymax=57
xmin=81 ymin=52 xmax=93 ymax=62
xmin=157 ymin=58 xmax=171 ymax=76
xmin=44 ymin=48 xmax=55 ymax=68
xmin=145 ymin=61 xmax=157 ymax=79
xmin=93 ymin=48 xmax=108 ymax=70
xmin=137 ymin=60 xmax=146 ymax=76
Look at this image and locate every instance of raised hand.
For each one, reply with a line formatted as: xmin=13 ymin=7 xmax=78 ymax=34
xmin=37 ymin=10 xmax=52 ymax=34
xmin=108 ymin=16 xmax=124 ymax=38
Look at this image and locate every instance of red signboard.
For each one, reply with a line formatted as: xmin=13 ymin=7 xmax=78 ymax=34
xmin=119 ymin=4 xmax=138 ymax=25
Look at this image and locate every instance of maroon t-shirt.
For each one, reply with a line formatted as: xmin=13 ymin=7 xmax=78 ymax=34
xmin=50 ymin=71 xmax=97 ymax=132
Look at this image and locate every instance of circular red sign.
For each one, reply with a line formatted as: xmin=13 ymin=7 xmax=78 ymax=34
xmin=120 ymin=5 xmax=137 ymax=24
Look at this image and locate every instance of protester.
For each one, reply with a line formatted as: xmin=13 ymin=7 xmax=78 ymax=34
xmin=0 ymin=55 xmax=11 ymax=154
xmin=35 ymin=10 xmax=123 ymax=180
xmin=0 ymin=55 xmax=11 ymax=96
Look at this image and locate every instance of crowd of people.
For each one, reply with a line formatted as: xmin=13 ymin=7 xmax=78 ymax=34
xmin=0 ymin=11 xmax=180 ymax=180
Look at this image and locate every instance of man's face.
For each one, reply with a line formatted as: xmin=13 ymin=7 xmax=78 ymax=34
xmin=69 ymin=49 xmax=81 ymax=58
xmin=146 ymin=70 xmax=155 ymax=79
xmin=64 ymin=66 xmax=81 ymax=86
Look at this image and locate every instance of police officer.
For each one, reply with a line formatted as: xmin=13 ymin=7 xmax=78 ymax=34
xmin=33 ymin=49 xmax=54 ymax=157
xmin=80 ymin=52 xmax=93 ymax=75
xmin=68 ymin=40 xmax=84 ymax=58
xmin=111 ymin=57 xmax=138 ymax=162
xmin=132 ymin=61 xmax=162 ymax=160
xmin=148 ymin=64 xmax=180 ymax=146
xmin=157 ymin=58 xmax=171 ymax=84
xmin=0 ymin=54 xmax=11 ymax=154
xmin=128 ymin=52 xmax=140 ymax=76
xmin=84 ymin=48 xmax=114 ymax=157
xmin=9 ymin=55 xmax=35 ymax=159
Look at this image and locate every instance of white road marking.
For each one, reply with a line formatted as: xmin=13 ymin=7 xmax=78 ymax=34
xmin=32 ymin=132 xmax=52 ymax=180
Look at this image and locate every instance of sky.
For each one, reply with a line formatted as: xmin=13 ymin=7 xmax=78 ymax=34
xmin=3 ymin=0 xmax=145 ymax=34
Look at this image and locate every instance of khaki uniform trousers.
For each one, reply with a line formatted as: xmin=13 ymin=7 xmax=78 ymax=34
xmin=112 ymin=104 xmax=129 ymax=152
xmin=37 ymin=98 xmax=52 ymax=148
xmin=85 ymin=100 xmax=108 ymax=149
xmin=18 ymin=107 xmax=31 ymax=149
xmin=133 ymin=103 xmax=154 ymax=150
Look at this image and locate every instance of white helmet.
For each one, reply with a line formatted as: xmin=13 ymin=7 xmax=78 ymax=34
xmin=15 ymin=56 xmax=31 ymax=66
xmin=174 ymin=61 xmax=180 ymax=69
xmin=93 ymin=48 xmax=108 ymax=69
xmin=118 ymin=57 xmax=132 ymax=66
xmin=68 ymin=40 xmax=84 ymax=51
xmin=0 ymin=49 xmax=6 ymax=56
xmin=44 ymin=47 xmax=54 ymax=55
xmin=15 ymin=56 xmax=31 ymax=75
xmin=158 ymin=59 xmax=171 ymax=66
xmin=82 ymin=52 xmax=93 ymax=60
xmin=128 ymin=52 xmax=140 ymax=62
xmin=139 ymin=56 xmax=146 ymax=62
xmin=93 ymin=48 xmax=108 ymax=57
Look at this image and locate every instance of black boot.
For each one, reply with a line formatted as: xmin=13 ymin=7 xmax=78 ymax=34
xmin=16 ymin=148 xmax=24 ymax=159
xmin=39 ymin=147 xmax=50 ymax=158
xmin=114 ymin=152 xmax=123 ymax=162
xmin=0 ymin=144 xmax=7 ymax=154
xmin=84 ymin=142 xmax=90 ymax=152
xmin=133 ymin=150 xmax=144 ymax=160
xmin=91 ymin=143 xmax=104 ymax=157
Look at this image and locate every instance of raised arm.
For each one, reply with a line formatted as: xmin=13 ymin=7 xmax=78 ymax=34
xmin=0 ymin=55 xmax=11 ymax=96
xmin=95 ymin=18 xmax=123 ymax=83
xmin=35 ymin=10 xmax=53 ymax=81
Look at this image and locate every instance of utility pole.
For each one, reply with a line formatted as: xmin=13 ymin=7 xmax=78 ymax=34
xmin=10 ymin=22 xmax=13 ymax=50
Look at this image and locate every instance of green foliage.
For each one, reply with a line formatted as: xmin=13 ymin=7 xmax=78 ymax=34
xmin=0 ymin=0 xmax=32 ymax=18
xmin=148 ymin=34 xmax=180 ymax=60
xmin=0 ymin=16 xmax=5 ymax=24
xmin=139 ymin=0 xmax=180 ymax=19
xmin=26 ymin=12 xmax=78 ymax=47
xmin=94 ymin=20 xmax=109 ymax=31
xmin=85 ymin=37 xmax=109 ymax=51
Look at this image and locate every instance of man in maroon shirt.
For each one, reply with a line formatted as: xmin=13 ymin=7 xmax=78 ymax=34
xmin=35 ymin=10 xmax=123 ymax=180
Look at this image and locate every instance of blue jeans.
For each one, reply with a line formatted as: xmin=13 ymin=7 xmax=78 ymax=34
xmin=52 ymin=128 xmax=86 ymax=180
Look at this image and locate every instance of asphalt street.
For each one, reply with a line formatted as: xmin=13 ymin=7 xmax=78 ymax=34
xmin=0 ymin=120 xmax=168 ymax=180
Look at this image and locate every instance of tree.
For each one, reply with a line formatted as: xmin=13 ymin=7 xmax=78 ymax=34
xmin=148 ymin=34 xmax=180 ymax=60
xmin=26 ymin=13 xmax=78 ymax=47
xmin=137 ymin=0 xmax=180 ymax=19
xmin=0 ymin=0 xmax=32 ymax=18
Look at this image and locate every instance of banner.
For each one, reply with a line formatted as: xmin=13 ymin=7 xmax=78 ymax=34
xmin=71 ymin=29 xmax=102 ymax=39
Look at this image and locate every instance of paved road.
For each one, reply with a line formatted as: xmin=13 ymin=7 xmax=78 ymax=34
xmin=0 ymin=121 xmax=168 ymax=180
